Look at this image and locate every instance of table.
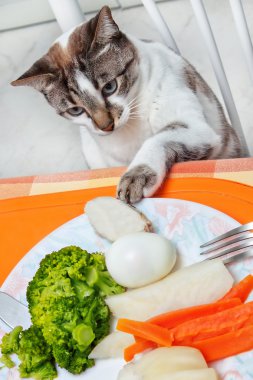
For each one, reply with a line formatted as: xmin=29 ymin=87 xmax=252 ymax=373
xmin=1 ymin=158 xmax=253 ymax=200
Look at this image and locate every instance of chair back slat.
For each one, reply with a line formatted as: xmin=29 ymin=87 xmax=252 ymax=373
xmin=142 ymin=0 xmax=180 ymax=54
xmin=230 ymin=0 xmax=253 ymax=83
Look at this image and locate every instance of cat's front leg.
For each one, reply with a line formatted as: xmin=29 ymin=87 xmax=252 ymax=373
xmin=117 ymin=127 xmax=220 ymax=203
xmin=117 ymin=133 xmax=169 ymax=203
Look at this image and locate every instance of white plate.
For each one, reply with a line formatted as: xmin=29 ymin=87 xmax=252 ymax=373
xmin=1 ymin=198 xmax=253 ymax=380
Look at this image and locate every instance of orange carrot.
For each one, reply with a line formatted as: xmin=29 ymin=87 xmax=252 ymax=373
xmin=172 ymin=301 xmax=253 ymax=345
xmin=180 ymin=325 xmax=253 ymax=362
xmin=124 ymin=340 xmax=157 ymax=362
xmin=219 ymin=274 xmax=253 ymax=302
xmin=117 ymin=319 xmax=173 ymax=347
xmin=132 ymin=298 xmax=241 ymax=344
xmin=147 ymin=298 xmax=241 ymax=328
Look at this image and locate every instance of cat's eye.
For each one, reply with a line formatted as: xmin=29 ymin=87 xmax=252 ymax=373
xmin=67 ymin=107 xmax=85 ymax=116
xmin=102 ymin=79 xmax=117 ymax=96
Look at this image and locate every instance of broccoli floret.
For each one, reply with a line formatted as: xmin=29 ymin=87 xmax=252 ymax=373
xmin=86 ymin=266 xmax=125 ymax=296
xmin=1 ymin=246 xmax=125 ymax=377
xmin=67 ymin=350 xmax=94 ymax=375
xmin=52 ymin=343 xmax=94 ymax=374
xmin=18 ymin=326 xmax=53 ymax=372
xmin=25 ymin=246 xmax=125 ymax=375
xmin=72 ymin=324 xmax=95 ymax=350
xmin=19 ymin=361 xmax=57 ymax=380
xmin=82 ymin=296 xmax=110 ymax=343
xmin=0 ymin=354 xmax=15 ymax=368
xmin=0 ymin=326 xmax=56 ymax=379
xmin=52 ymin=343 xmax=71 ymax=370
xmin=0 ymin=326 xmax=22 ymax=354
xmin=18 ymin=326 xmax=56 ymax=379
xmin=72 ymin=279 xmax=94 ymax=300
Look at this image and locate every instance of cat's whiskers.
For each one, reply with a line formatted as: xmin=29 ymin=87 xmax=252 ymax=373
xmin=129 ymin=114 xmax=144 ymax=119
xmin=129 ymin=110 xmax=144 ymax=115
xmin=128 ymin=110 xmax=145 ymax=120
xmin=128 ymin=102 xmax=144 ymax=115
xmin=128 ymin=103 xmax=142 ymax=111
xmin=127 ymin=97 xmax=145 ymax=112
xmin=128 ymin=96 xmax=139 ymax=106
xmin=129 ymin=108 xmax=144 ymax=115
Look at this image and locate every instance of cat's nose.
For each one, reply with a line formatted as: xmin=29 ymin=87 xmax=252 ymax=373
xmin=93 ymin=109 xmax=114 ymax=132
xmin=101 ymin=121 xmax=114 ymax=132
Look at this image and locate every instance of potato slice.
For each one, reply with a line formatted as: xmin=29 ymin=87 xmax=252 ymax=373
xmin=136 ymin=347 xmax=207 ymax=376
xmin=106 ymin=259 xmax=233 ymax=320
xmin=118 ymin=347 xmax=217 ymax=380
xmin=153 ymin=369 xmax=218 ymax=380
xmin=89 ymin=332 xmax=134 ymax=359
xmin=117 ymin=364 xmax=138 ymax=380
xmin=85 ymin=197 xmax=153 ymax=242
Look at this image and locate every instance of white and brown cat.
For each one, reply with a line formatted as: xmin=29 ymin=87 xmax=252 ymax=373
xmin=12 ymin=6 xmax=241 ymax=203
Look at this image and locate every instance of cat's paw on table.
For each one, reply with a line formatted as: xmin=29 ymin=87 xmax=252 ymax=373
xmin=117 ymin=164 xmax=157 ymax=204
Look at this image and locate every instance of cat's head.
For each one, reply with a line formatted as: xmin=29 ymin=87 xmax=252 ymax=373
xmin=12 ymin=6 xmax=139 ymax=135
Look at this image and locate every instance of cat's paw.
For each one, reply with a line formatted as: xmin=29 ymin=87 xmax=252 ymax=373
xmin=117 ymin=164 xmax=157 ymax=204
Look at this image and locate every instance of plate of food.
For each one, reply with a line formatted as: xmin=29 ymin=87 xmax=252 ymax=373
xmin=0 ymin=197 xmax=253 ymax=380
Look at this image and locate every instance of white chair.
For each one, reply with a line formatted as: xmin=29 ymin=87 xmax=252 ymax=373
xmin=48 ymin=0 xmax=250 ymax=156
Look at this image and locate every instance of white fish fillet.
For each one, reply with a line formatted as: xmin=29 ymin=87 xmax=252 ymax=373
xmin=85 ymin=197 xmax=153 ymax=242
xmin=106 ymin=260 xmax=233 ymax=320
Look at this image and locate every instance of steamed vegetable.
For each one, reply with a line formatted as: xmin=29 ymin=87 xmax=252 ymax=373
xmin=85 ymin=197 xmax=153 ymax=241
xmin=106 ymin=260 xmax=233 ymax=320
xmin=0 ymin=325 xmax=57 ymax=379
xmin=219 ymin=274 xmax=253 ymax=302
xmin=123 ymin=308 xmax=253 ymax=362
xmin=106 ymin=232 xmax=177 ymax=288
xmin=172 ymin=301 xmax=253 ymax=345
xmin=26 ymin=246 xmax=124 ymax=374
xmin=189 ymin=325 xmax=253 ymax=362
xmin=122 ymin=298 xmax=241 ymax=362
xmin=148 ymin=297 xmax=241 ymax=328
xmin=117 ymin=319 xmax=173 ymax=347
xmin=1 ymin=246 xmax=125 ymax=378
xmin=117 ymin=346 xmax=218 ymax=380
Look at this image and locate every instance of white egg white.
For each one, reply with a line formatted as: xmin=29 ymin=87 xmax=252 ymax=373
xmin=105 ymin=232 xmax=177 ymax=288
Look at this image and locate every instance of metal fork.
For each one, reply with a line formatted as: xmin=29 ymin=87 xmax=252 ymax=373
xmin=200 ymin=222 xmax=253 ymax=264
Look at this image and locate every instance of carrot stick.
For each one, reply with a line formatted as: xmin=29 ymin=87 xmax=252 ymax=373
xmin=180 ymin=325 xmax=253 ymax=362
xmin=219 ymin=275 xmax=253 ymax=302
xmin=123 ymin=298 xmax=251 ymax=361
xmin=117 ymin=319 xmax=173 ymax=347
xmin=172 ymin=301 xmax=253 ymax=345
xmin=147 ymin=298 xmax=241 ymax=328
xmin=124 ymin=340 xmax=157 ymax=362
xmin=133 ymin=298 xmax=240 ymax=343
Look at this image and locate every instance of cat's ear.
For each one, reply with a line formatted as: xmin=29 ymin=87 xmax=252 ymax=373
xmin=92 ymin=6 xmax=120 ymax=46
xmin=11 ymin=55 xmax=55 ymax=91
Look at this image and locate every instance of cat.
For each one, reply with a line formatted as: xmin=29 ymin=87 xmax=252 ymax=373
xmin=12 ymin=6 xmax=241 ymax=203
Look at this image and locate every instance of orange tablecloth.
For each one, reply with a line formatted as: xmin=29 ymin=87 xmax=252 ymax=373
xmin=1 ymin=158 xmax=253 ymax=199
xmin=0 ymin=157 xmax=253 ymax=285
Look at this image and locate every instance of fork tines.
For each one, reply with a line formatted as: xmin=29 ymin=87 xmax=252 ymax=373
xmin=200 ymin=222 xmax=253 ymax=263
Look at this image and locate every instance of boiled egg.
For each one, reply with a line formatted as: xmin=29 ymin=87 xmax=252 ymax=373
xmin=105 ymin=232 xmax=177 ymax=288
